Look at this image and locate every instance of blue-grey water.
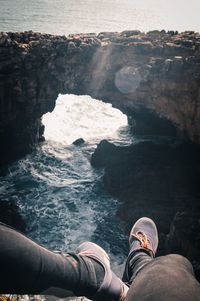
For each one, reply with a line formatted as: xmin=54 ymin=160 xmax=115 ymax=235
xmin=0 ymin=94 xmax=134 ymax=274
xmin=0 ymin=0 xmax=200 ymax=275
xmin=0 ymin=0 xmax=200 ymax=34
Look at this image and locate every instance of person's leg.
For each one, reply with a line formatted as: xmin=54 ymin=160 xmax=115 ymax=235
xmin=0 ymin=222 xmax=128 ymax=300
xmin=122 ymin=251 xmax=153 ymax=285
xmin=125 ymin=254 xmax=200 ymax=301
xmin=0 ymin=222 xmax=103 ymax=296
xmin=123 ymin=217 xmax=200 ymax=301
xmin=122 ymin=217 xmax=158 ymax=286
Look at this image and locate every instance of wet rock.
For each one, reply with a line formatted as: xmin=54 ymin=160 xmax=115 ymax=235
xmin=72 ymin=138 xmax=85 ymax=146
xmin=91 ymin=139 xmax=117 ymax=167
xmin=0 ymin=199 xmax=26 ymax=231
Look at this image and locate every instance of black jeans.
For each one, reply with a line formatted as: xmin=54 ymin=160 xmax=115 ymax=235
xmin=0 ymin=222 xmax=103 ymax=297
xmin=1 ymin=222 xmax=200 ymax=300
xmin=124 ymin=251 xmax=200 ymax=301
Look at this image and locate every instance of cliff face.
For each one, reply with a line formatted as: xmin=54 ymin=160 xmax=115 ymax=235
xmin=91 ymin=139 xmax=200 ymax=278
xmin=0 ymin=30 xmax=200 ymax=164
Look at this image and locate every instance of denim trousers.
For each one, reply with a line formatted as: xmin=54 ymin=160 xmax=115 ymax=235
xmin=0 ymin=222 xmax=102 ymax=297
xmin=0 ymin=222 xmax=200 ymax=300
xmin=124 ymin=251 xmax=200 ymax=301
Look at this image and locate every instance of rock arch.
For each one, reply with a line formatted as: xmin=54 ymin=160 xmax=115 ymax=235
xmin=0 ymin=30 xmax=200 ymax=165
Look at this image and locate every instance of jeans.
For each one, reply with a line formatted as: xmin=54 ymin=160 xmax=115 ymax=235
xmin=1 ymin=222 xmax=200 ymax=300
xmin=0 ymin=222 xmax=103 ymax=297
xmin=123 ymin=250 xmax=200 ymax=301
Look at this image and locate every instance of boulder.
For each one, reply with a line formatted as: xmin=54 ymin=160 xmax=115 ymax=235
xmin=72 ymin=138 xmax=85 ymax=146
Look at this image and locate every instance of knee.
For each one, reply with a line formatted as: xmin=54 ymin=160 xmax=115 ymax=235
xmin=165 ymin=254 xmax=194 ymax=275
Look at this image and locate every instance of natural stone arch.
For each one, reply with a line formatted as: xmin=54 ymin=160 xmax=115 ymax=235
xmin=0 ymin=30 xmax=200 ymax=165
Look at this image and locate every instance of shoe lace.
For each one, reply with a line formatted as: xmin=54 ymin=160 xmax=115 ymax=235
xmin=133 ymin=231 xmax=152 ymax=251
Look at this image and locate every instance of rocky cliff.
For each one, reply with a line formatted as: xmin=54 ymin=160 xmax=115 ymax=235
xmin=91 ymin=139 xmax=200 ymax=278
xmin=0 ymin=30 xmax=200 ymax=165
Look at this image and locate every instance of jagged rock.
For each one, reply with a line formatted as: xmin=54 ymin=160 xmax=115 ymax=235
xmin=1 ymin=30 xmax=200 ymax=165
xmin=72 ymin=138 xmax=85 ymax=146
xmin=91 ymin=139 xmax=117 ymax=167
xmin=91 ymin=139 xmax=200 ymax=257
xmin=0 ymin=199 xmax=26 ymax=231
xmin=166 ymin=211 xmax=200 ymax=280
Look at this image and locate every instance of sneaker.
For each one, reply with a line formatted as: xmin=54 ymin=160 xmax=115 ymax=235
xmin=122 ymin=217 xmax=159 ymax=285
xmin=76 ymin=242 xmax=129 ymax=301
xmin=129 ymin=217 xmax=158 ymax=258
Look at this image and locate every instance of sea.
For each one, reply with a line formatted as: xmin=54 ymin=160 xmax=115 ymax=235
xmin=0 ymin=0 xmax=200 ymax=277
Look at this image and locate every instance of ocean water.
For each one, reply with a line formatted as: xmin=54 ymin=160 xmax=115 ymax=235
xmin=0 ymin=0 xmax=200 ymax=34
xmin=0 ymin=0 xmax=200 ymax=282
xmin=0 ymin=94 xmax=134 ymax=274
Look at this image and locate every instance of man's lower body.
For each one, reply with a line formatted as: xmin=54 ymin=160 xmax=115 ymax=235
xmin=0 ymin=222 xmax=128 ymax=300
xmin=1 ymin=217 xmax=200 ymax=301
xmin=122 ymin=217 xmax=200 ymax=301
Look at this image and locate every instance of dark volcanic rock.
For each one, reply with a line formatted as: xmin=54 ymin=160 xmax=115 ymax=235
xmin=128 ymin=109 xmax=178 ymax=136
xmin=91 ymin=139 xmax=118 ymax=167
xmin=91 ymin=140 xmax=200 ymax=258
xmin=166 ymin=211 xmax=200 ymax=280
xmin=72 ymin=138 xmax=85 ymax=146
xmin=1 ymin=30 xmax=200 ymax=165
xmin=92 ymin=140 xmax=200 ymax=197
xmin=0 ymin=199 xmax=26 ymax=231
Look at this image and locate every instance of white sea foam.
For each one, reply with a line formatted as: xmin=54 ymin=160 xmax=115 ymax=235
xmin=1 ymin=94 xmax=129 ymax=275
xmin=42 ymin=94 xmax=127 ymax=145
